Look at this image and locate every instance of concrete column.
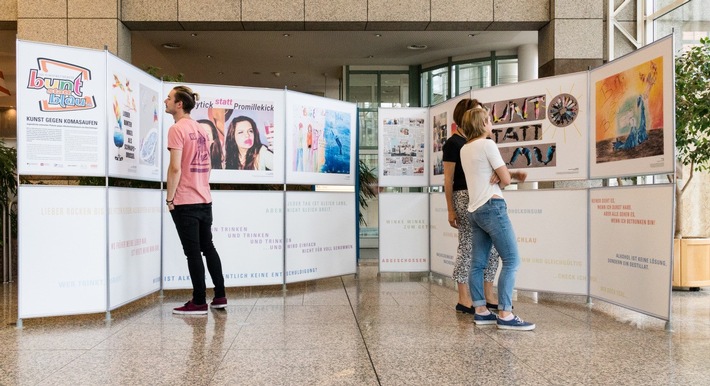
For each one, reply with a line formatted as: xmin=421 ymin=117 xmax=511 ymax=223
xmin=517 ymin=43 xmax=538 ymax=81
xmin=17 ymin=0 xmax=130 ymax=61
xmin=539 ymin=0 xmax=604 ymax=77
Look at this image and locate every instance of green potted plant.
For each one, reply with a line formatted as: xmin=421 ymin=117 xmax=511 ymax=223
xmin=672 ymin=36 xmax=710 ymax=288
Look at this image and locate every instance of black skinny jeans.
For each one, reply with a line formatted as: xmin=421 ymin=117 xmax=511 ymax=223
xmin=170 ymin=203 xmax=225 ymax=304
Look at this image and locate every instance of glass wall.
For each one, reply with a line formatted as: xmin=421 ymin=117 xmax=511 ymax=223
xmin=653 ymin=0 xmax=709 ymax=49
xmin=346 ymin=69 xmax=411 ymax=241
xmin=421 ymin=56 xmax=518 ymax=106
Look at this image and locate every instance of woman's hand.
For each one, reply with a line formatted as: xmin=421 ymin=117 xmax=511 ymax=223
xmin=514 ymin=171 xmax=528 ymax=182
xmin=448 ymin=211 xmax=458 ymax=228
xmin=489 ymin=173 xmax=501 ymax=185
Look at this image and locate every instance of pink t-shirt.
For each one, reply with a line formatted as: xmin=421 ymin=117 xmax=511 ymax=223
xmin=167 ymin=118 xmax=212 ymax=205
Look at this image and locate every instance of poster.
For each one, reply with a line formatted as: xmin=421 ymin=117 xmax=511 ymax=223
xmin=285 ymin=91 xmax=357 ymax=185
xmin=379 ymin=193 xmax=429 ymax=272
xmin=285 ymin=192 xmax=356 ymax=283
xmin=473 ymin=71 xmax=589 ymax=181
xmin=428 ymin=92 xmax=471 ymax=186
xmin=18 ymin=185 xmax=107 ymax=318
xmin=162 ymin=82 xmax=285 ymax=184
xmin=378 ymin=108 xmax=429 ymax=187
xmin=108 ymin=188 xmax=161 ymax=309
xmin=505 ymin=190 xmax=588 ymax=295
xmin=429 ymin=192 xmax=458 ymax=277
xmin=590 ymin=36 xmax=675 ymax=178
xmin=16 ymin=40 xmax=106 ymax=176
xmin=107 ymin=54 xmax=162 ymax=181
xmin=589 ymin=185 xmax=674 ymax=320
xmin=162 ymin=191 xmax=286 ymax=289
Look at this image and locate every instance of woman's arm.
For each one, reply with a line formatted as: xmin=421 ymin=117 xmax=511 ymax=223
xmin=493 ymin=166 xmax=527 ymax=189
xmin=443 ymin=161 xmax=458 ymax=228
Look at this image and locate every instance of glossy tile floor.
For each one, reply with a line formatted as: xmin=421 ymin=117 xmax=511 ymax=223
xmin=1 ymin=259 xmax=709 ymax=385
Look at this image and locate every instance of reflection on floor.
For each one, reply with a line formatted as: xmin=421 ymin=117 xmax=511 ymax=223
xmin=1 ymin=260 xmax=709 ymax=385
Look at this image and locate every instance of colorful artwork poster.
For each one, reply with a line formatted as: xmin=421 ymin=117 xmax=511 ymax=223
xmin=378 ymin=108 xmax=429 ymax=187
xmin=16 ymin=40 xmax=106 ymax=176
xmin=594 ymin=57 xmax=663 ymax=162
xmin=162 ymin=83 xmax=285 ymax=184
xmin=286 ymin=91 xmax=356 ymax=185
xmin=590 ymin=36 xmax=675 ymax=178
xmin=428 ymin=92 xmax=471 ymax=186
xmin=473 ymin=72 xmax=589 ymax=181
xmin=107 ymin=54 xmax=162 ymax=181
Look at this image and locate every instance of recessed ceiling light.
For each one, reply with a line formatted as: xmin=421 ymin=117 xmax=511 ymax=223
xmin=287 ymin=55 xmax=293 ymax=58
xmin=218 ymin=71 xmax=224 ymax=75
xmin=191 ymin=33 xmax=198 ymax=37
xmin=407 ymin=44 xmax=427 ymax=50
xmin=283 ymin=33 xmax=291 ymax=37
xmin=375 ymin=34 xmax=382 ymax=37
xmin=206 ymin=55 xmax=213 ymax=59
xmin=161 ymin=43 xmax=181 ymax=49
xmin=468 ymin=34 xmax=476 ymax=37
xmin=367 ymin=55 xmax=374 ymax=58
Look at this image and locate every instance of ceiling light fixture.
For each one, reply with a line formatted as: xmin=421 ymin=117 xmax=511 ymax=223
xmin=375 ymin=34 xmax=382 ymax=37
xmin=287 ymin=55 xmax=293 ymax=58
xmin=468 ymin=34 xmax=476 ymax=37
xmin=283 ymin=33 xmax=291 ymax=37
xmin=206 ymin=55 xmax=213 ymax=59
xmin=407 ymin=44 xmax=428 ymax=50
xmin=161 ymin=43 xmax=181 ymax=49
xmin=191 ymin=33 xmax=198 ymax=37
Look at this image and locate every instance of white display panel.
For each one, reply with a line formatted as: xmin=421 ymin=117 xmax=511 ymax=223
xmin=429 ymin=93 xmax=471 ymax=186
xmin=161 ymin=82 xmax=286 ymax=184
xmin=505 ymin=189 xmax=588 ymax=295
xmin=285 ymin=91 xmax=357 ymax=185
xmin=16 ymin=40 xmax=107 ymax=176
xmin=589 ymin=185 xmax=674 ymax=320
xmin=429 ymin=192 xmax=458 ymax=277
xmin=108 ymin=188 xmax=162 ymax=309
xmin=473 ymin=71 xmax=589 ymax=181
xmin=590 ymin=36 xmax=675 ymax=178
xmin=285 ymin=192 xmax=357 ymax=283
xmin=18 ymin=186 xmax=106 ymax=318
xmin=162 ymin=191 xmax=285 ymax=289
xmin=107 ymin=54 xmax=162 ymax=181
xmin=379 ymin=193 xmax=430 ymax=272
xmin=378 ymin=108 xmax=429 ymax=187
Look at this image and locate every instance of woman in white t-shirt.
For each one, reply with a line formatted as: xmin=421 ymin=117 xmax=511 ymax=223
xmin=459 ymin=106 xmax=535 ymax=331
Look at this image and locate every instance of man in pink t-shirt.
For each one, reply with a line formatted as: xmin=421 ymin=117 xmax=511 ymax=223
xmin=165 ymin=85 xmax=227 ymax=315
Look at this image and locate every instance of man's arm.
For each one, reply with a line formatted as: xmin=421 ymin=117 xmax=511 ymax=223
xmin=166 ymin=148 xmax=182 ymax=210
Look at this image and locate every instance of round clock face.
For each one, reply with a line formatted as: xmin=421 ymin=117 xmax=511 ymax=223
xmin=548 ymin=93 xmax=579 ymax=127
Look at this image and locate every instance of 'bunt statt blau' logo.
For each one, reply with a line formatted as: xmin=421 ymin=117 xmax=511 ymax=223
xmin=26 ymin=57 xmax=96 ymax=112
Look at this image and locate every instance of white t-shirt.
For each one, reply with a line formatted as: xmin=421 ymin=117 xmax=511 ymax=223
xmin=460 ymin=138 xmax=505 ymax=213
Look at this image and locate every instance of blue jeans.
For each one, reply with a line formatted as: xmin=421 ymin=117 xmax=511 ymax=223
xmin=468 ymin=198 xmax=520 ymax=311
xmin=170 ymin=203 xmax=225 ymax=305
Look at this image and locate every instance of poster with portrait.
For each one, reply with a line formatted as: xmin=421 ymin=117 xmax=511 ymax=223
xmin=379 ymin=193 xmax=429 ymax=272
xmin=16 ymin=40 xmax=106 ymax=176
xmin=18 ymin=185 xmax=107 ymax=318
xmin=378 ymin=108 xmax=429 ymax=187
xmin=107 ymin=53 xmax=162 ymax=181
xmin=429 ymin=192 xmax=458 ymax=277
xmin=428 ymin=92 xmax=471 ymax=186
xmin=589 ymin=36 xmax=674 ymax=179
xmin=108 ymin=188 xmax=161 ymax=309
xmin=285 ymin=91 xmax=357 ymax=185
xmin=162 ymin=190 xmax=286 ymax=289
xmin=162 ymin=82 xmax=285 ymax=184
xmin=472 ymin=71 xmax=589 ymax=181
xmin=505 ymin=189 xmax=588 ymax=295
xmin=589 ymin=185 xmax=674 ymax=320
xmin=285 ymin=192 xmax=357 ymax=283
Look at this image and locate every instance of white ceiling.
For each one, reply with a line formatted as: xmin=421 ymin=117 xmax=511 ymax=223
xmin=0 ymin=29 xmax=537 ymax=107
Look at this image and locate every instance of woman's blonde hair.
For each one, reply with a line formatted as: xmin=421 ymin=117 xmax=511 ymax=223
xmin=459 ymin=107 xmax=490 ymax=141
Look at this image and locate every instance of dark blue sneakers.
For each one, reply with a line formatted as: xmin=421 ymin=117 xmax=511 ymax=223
xmin=497 ymin=315 xmax=535 ymax=330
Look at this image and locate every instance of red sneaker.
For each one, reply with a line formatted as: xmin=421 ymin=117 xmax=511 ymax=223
xmin=173 ymin=300 xmax=208 ymax=315
xmin=210 ymin=297 xmax=228 ymax=309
